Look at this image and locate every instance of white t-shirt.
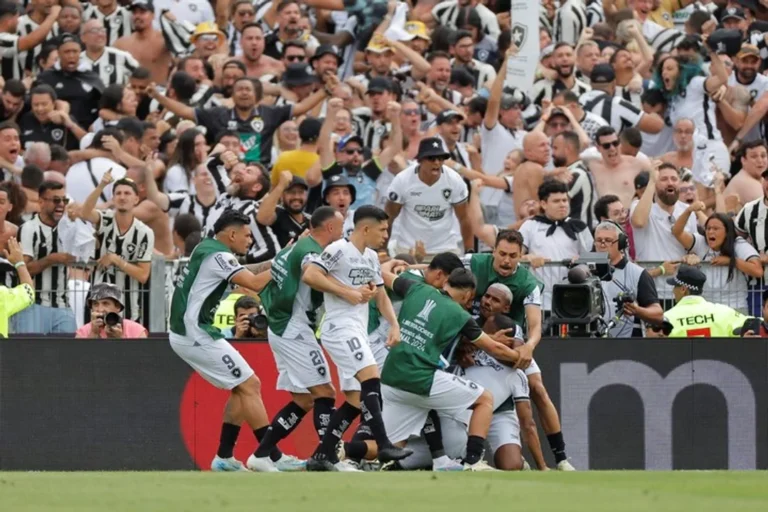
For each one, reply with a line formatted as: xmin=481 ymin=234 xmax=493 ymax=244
xmin=66 ymin=157 xmax=127 ymax=204
xmin=669 ymin=76 xmax=721 ymax=142
xmin=164 ymin=164 xmax=196 ymax=194
xmin=465 ymin=358 xmax=529 ymax=411
xmin=152 ymin=0 xmax=214 ymax=28
xmin=386 ymin=163 xmax=468 ymax=253
xmin=314 ymin=238 xmax=382 ymax=335
xmin=480 ymin=122 xmax=525 ymax=209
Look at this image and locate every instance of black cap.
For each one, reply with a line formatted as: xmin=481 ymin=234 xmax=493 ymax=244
xmin=635 ymin=170 xmax=649 ymax=190
xmin=706 ymin=28 xmax=744 ymax=57
xmin=721 ymin=6 xmax=745 ymax=21
xmin=282 ymin=64 xmax=317 ymax=87
xmin=366 ymin=76 xmax=394 ymax=94
xmin=323 ymin=174 xmax=357 ymax=204
xmin=57 ymin=33 xmax=81 ymax=48
xmin=0 ymin=1 xmax=21 ymax=18
xmin=666 ymin=264 xmax=707 ymax=292
xmin=298 ymin=117 xmax=321 ymax=143
xmin=310 ymin=44 xmax=342 ymax=65
xmin=590 ymin=63 xmax=616 ymax=84
xmin=416 ymin=137 xmax=450 ymax=160
xmin=436 ymin=109 xmax=465 ymax=125
xmin=337 ymin=133 xmax=364 ymax=151
xmin=128 ymin=0 xmax=155 ymax=11
xmin=548 ymin=108 xmax=568 ymax=120
xmin=287 ymin=176 xmax=308 ymax=190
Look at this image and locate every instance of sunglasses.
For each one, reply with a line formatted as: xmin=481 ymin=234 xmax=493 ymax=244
xmin=47 ymin=196 xmax=70 ymax=205
xmin=600 ymin=140 xmax=620 ymax=150
xmin=198 ymin=34 xmax=220 ymax=42
xmin=344 ymin=148 xmax=363 ymax=155
xmin=286 ymin=55 xmax=305 ymax=62
xmin=425 ymin=155 xmax=447 ymax=162
xmin=548 ymin=122 xmax=569 ymax=129
xmin=594 ymin=238 xmax=618 ymax=246
xmin=403 ymin=109 xmax=419 ymax=116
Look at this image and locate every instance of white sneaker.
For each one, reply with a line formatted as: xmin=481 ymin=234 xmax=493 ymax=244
xmin=246 ymin=454 xmax=279 ymax=472
xmin=521 ymin=458 xmax=531 ymax=471
xmin=433 ymin=457 xmax=465 ymax=472
xmin=210 ymin=455 xmax=249 ymax=472
xmin=334 ymin=460 xmax=363 ymax=472
xmin=463 ymin=460 xmax=498 ymax=472
xmin=557 ymin=459 xmax=576 ymax=471
xmin=274 ymin=454 xmax=307 ymax=472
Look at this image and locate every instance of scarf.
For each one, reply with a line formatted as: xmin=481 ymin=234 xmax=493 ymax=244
xmin=533 ymin=215 xmax=588 ymax=241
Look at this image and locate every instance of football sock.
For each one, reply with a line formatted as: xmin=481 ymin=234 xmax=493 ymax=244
xmin=314 ymin=401 xmax=360 ymax=460
xmin=216 ymin=422 xmax=241 ymax=459
xmin=547 ymin=432 xmax=567 ymax=463
xmin=464 ymin=435 xmax=485 ymax=465
xmin=254 ymin=426 xmax=283 ymax=462
xmin=313 ymin=397 xmax=335 ymax=439
xmin=253 ymin=402 xmax=307 ymax=458
xmin=360 ymin=378 xmax=391 ymax=448
xmin=423 ymin=410 xmax=445 ymax=459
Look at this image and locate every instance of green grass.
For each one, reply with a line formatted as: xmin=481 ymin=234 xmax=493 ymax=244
xmin=0 ymin=471 xmax=767 ymax=512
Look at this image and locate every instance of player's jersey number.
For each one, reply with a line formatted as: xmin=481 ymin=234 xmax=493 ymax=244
xmin=686 ymin=327 xmax=711 ymax=337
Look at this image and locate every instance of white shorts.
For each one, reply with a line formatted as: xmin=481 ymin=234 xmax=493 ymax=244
xmin=170 ymin=332 xmax=254 ymax=390
xmin=368 ymin=322 xmax=391 ymax=371
xmin=524 ymin=358 xmax=541 ymax=377
xmin=487 ymin=409 xmax=521 ymax=454
xmin=268 ymin=324 xmax=331 ymax=394
xmin=399 ymin=414 xmax=468 ymax=469
xmin=321 ymin=326 xmax=377 ymax=386
xmin=382 ymin=371 xmax=484 ymax=444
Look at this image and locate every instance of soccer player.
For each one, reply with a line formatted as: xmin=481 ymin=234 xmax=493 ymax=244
xmin=301 ymin=205 xmax=412 ymax=471
xmin=380 ymin=267 xmax=522 ymax=470
xmin=247 ymin=207 xmax=346 ymax=472
xmin=169 ymin=209 xmax=278 ymax=472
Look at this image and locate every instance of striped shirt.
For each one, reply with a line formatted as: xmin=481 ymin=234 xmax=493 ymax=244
xmin=227 ymin=24 xmax=243 ymax=57
xmin=81 ymin=47 xmax=139 ymax=86
xmin=204 ymin=196 xmax=281 ymax=263
xmin=579 ymin=89 xmax=644 ymax=133
xmin=17 ymin=14 xmax=55 ymax=75
xmin=567 ymin=160 xmax=597 ymax=229
xmin=432 ymin=1 xmax=500 ymax=39
xmin=735 ymin=197 xmax=768 ymax=254
xmin=0 ymin=33 xmax=21 ymax=81
xmin=166 ymin=192 xmax=217 ymax=228
xmin=92 ymin=210 xmax=155 ymax=324
xmin=18 ymin=215 xmax=68 ymax=308
xmin=585 ymin=0 xmax=605 ymax=26
xmin=553 ymin=0 xmax=587 ymax=45
xmin=450 ymin=58 xmax=496 ymax=90
xmin=353 ymin=108 xmax=390 ymax=151
xmin=82 ymin=5 xmax=133 ymax=46
xmin=531 ymin=76 xmax=591 ymax=106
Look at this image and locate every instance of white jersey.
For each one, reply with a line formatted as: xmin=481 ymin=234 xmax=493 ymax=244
xmin=385 ymin=163 xmax=468 ymax=253
xmin=465 ymin=350 xmax=529 ymax=411
xmin=727 ymin=72 xmax=768 ymax=142
xmin=315 ymin=238 xmax=382 ymax=334
xmin=668 ymin=76 xmax=721 ymax=141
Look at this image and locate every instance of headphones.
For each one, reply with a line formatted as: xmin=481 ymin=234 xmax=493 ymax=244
xmin=607 ymin=221 xmax=628 ymax=252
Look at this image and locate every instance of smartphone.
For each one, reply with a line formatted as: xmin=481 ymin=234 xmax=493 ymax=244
xmin=740 ymin=317 xmax=762 ymax=337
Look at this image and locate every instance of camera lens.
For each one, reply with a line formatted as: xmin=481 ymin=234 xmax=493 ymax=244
xmin=248 ymin=313 xmax=268 ymax=330
xmin=104 ymin=312 xmax=121 ymax=327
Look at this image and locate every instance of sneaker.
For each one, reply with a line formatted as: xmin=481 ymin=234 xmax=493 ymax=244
xmin=306 ymin=457 xmax=338 ymax=472
xmin=463 ymin=460 xmax=498 ymax=472
xmin=377 ymin=444 xmax=413 ymax=463
xmin=211 ymin=455 xmax=249 ymax=472
xmin=521 ymin=458 xmax=531 ymax=471
xmin=246 ymin=454 xmax=279 ymax=472
xmin=433 ymin=458 xmax=465 ymax=472
xmin=557 ymin=459 xmax=576 ymax=471
xmin=359 ymin=459 xmax=381 ymax=472
xmin=274 ymin=454 xmax=306 ymax=472
xmin=334 ymin=460 xmax=363 ymax=472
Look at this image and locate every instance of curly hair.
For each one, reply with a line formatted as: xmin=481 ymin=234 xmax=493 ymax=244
xmin=653 ymin=55 xmax=705 ymax=100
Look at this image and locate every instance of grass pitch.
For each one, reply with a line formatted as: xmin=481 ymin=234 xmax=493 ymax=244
xmin=0 ymin=471 xmax=766 ymax=512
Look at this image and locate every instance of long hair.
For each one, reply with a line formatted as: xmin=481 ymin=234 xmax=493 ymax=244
xmin=0 ymin=181 xmax=27 ymax=226
xmin=707 ymin=213 xmax=737 ymax=283
xmin=652 ymin=56 xmax=705 ymax=100
xmin=169 ymin=128 xmax=203 ymax=185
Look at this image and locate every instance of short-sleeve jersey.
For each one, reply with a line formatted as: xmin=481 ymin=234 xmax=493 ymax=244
xmin=464 ymin=358 xmax=529 ymax=412
xmin=314 ymin=238 xmax=382 ymax=334
xmin=668 ymin=76 xmax=721 ymax=141
xmin=169 ymin=237 xmax=245 ymax=340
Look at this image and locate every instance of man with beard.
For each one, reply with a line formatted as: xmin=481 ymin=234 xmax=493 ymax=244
xmin=114 ymin=1 xmax=173 ymax=85
xmin=728 ymin=44 xmax=768 ymax=144
xmin=724 ymin=141 xmax=768 ymax=206
xmin=0 ymin=80 xmax=25 ymax=123
xmin=585 ymin=126 xmax=648 ymax=208
xmin=450 ymin=30 xmax=496 ymax=90
xmin=13 ymin=180 xmax=76 ymax=334
xmin=321 ymin=98 xmax=402 ymax=209
xmin=213 ymin=60 xmax=246 ymax=107
xmin=263 ymin=1 xmax=317 ymax=60
xmin=238 ymin=23 xmax=284 ymax=79
xmin=256 ymin=171 xmax=310 ymax=247
xmin=424 ymin=52 xmax=463 ymax=108
xmin=631 ymin=162 xmax=697 ymax=307
xmin=531 ymin=43 xmax=591 ymax=107
xmin=553 ymin=130 xmax=597 ymax=228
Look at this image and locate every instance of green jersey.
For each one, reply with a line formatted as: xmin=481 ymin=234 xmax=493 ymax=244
xmin=382 ymin=277 xmax=483 ymax=396
xmin=170 ymin=238 xmax=245 ymax=340
xmin=260 ymin=236 xmax=325 ymax=336
xmin=464 ymin=253 xmax=542 ymax=325
xmin=367 ymin=269 xmax=424 ymax=334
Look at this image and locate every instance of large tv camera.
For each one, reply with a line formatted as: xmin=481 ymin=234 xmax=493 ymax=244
xmin=550 ymin=253 xmax=614 ymax=337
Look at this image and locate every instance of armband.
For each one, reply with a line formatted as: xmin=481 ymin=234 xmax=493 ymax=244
xmin=14 ymin=261 xmax=25 ymax=269
xmin=657 ymin=264 xmax=666 ymax=276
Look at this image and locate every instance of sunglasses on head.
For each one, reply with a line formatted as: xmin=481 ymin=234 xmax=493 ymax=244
xmin=344 ymin=148 xmax=363 ymax=155
xmin=600 ymin=140 xmax=620 ymax=150
xmin=286 ymin=55 xmax=305 ymax=62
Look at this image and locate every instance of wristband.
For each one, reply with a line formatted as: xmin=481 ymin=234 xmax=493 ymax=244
xmin=658 ymin=264 xmax=666 ymax=276
xmin=14 ymin=261 xmax=25 ymax=269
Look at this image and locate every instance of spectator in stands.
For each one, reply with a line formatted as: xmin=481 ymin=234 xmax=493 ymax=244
xmin=171 ymin=214 xmax=202 ymax=259
xmin=164 ymin=129 xmax=209 ymax=194
xmin=20 ymin=164 xmax=44 ymax=218
xmin=0 ymin=79 xmax=26 ymax=123
xmin=222 ymin=295 xmax=267 ymax=339
xmin=256 ymin=172 xmax=309 ymax=248
xmin=23 ymin=142 xmax=51 ymax=171
xmin=0 ymin=237 xmax=35 ymax=338
xmin=75 ymin=283 xmax=148 ymax=338
xmin=270 ymin=117 xmax=321 ymax=187
xmin=48 ymin=144 xmax=70 ymax=175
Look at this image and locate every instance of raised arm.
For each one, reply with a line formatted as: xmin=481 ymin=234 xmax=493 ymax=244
xmin=143 ymin=164 xmax=170 ymax=211
xmin=231 ymin=268 xmax=272 ymax=294
xmin=630 ymin=164 xmax=658 ymax=229
xmin=485 ymin=46 xmax=517 ymax=130
xmin=671 ymin=201 xmax=700 ymax=250
xmin=81 ymin=169 xmax=113 ymax=225
xmin=18 ymin=6 xmax=60 ymax=52
xmin=377 ymin=102 xmax=402 ymax=169
xmin=256 ymin=170 xmax=292 ymax=226
xmin=146 ymin=83 xmax=196 ymax=120
xmin=319 ymin=98 xmax=343 ymax=168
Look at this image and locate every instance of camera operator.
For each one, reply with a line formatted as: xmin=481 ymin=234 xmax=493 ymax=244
xmin=75 ymin=283 xmax=148 ymax=339
xmin=224 ymin=295 xmax=267 ymax=339
xmin=594 ymin=221 xmax=663 ymax=337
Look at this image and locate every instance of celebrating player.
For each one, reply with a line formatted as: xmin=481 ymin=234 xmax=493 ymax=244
xmin=302 ymin=205 xmax=412 ymax=471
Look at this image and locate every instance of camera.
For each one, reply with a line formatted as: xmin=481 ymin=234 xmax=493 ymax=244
xmin=550 ymin=253 xmax=612 ymax=337
xmin=248 ymin=313 xmax=268 ymax=331
xmin=613 ymin=291 xmax=636 ymax=310
xmin=103 ymin=312 xmax=122 ymax=327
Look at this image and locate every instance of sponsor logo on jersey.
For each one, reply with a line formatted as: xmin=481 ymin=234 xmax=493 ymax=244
xmin=215 ymin=253 xmax=238 ymax=271
xmin=227 ymin=120 xmax=238 ymax=130
xmin=250 ymin=117 xmax=264 ymax=133
xmin=51 ymin=128 xmax=64 ymax=141
xmin=416 ymin=299 xmax=436 ymax=321
xmin=348 ymin=267 xmax=376 ymax=285
xmin=414 ymin=204 xmax=446 ymax=220
xmin=389 ymin=191 xmax=399 ymax=201
xmin=442 ymin=188 xmax=451 ymax=200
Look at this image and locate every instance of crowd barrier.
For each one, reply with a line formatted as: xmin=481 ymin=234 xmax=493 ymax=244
xmin=0 ymin=337 xmax=765 ymax=470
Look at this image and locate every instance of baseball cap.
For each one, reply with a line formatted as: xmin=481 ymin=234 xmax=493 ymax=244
xmin=590 ymin=63 xmax=616 ymax=84
xmin=337 ymin=133 xmax=364 ymax=151
xmin=403 ymin=21 xmax=431 ymax=42
xmin=366 ymin=38 xmax=392 ymax=54
xmin=128 ymin=0 xmax=154 ymax=11
xmin=287 ymin=176 xmax=308 ymax=190
xmin=500 ymin=93 xmax=522 ymax=110
xmin=666 ymin=264 xmax=707 ymax=292
xmin=722 ymin=6 xmax=745 ymax=22
xmin=298 ymin=117 xmax=322 ymax=143
xmin=310 ymin=44 xmax=342 ymax=65
xmin=416 ymin=137 xmax=450 ymax=160
xmin=0 ymin=1 xmax=21 ymax=18
xmin=737 ymin=43 xmax=760 ymax=59
xmin=436 ymin=109 xmax=465 ymax=125
xmin=366 ymin=76 xmax=394 ymax=94
xmin=57 ymin=33 xmax=81 ymax=48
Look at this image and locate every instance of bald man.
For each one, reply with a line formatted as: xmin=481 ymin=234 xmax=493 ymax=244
xmin=125 ymin=166 xmax=173 ymax=255
xmin=43 ymin=171 xmax=66 ymax=185
xmin=511 ymin=132 xmax=552 ymax=209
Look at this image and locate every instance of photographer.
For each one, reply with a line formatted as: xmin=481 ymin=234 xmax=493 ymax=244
xmin=75 ymin=283 xmax=148 ymax=339
xmin=224 ymin=295 xmax=267 ymax=339
xmin=594 ymin=221 xmax=663 ymax=337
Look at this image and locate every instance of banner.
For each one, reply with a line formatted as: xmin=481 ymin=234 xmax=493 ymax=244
xmin=505 ymin=1 xmax=540 ymax=95
xmin=0 ymin=337 xmax=766 ymax=470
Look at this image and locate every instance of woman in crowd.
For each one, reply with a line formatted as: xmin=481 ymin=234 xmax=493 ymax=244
xmin=270 ymin=119 xmax=300 ymax=164
xmin=164 ymin=129 xmax=209 ymax=194
xmin=93 ymin=85 xmax=138 ymax=133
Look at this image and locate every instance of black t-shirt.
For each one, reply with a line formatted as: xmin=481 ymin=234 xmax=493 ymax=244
xmin=35 ymin=69 xmax=103 ymax=129
xmin=271 ymin=206 xmax=309 ymax=247
xmin=195 ymin=104 xmax=292 ymax=166
xmin=18 ymin=112 xmax=80 ymax=151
